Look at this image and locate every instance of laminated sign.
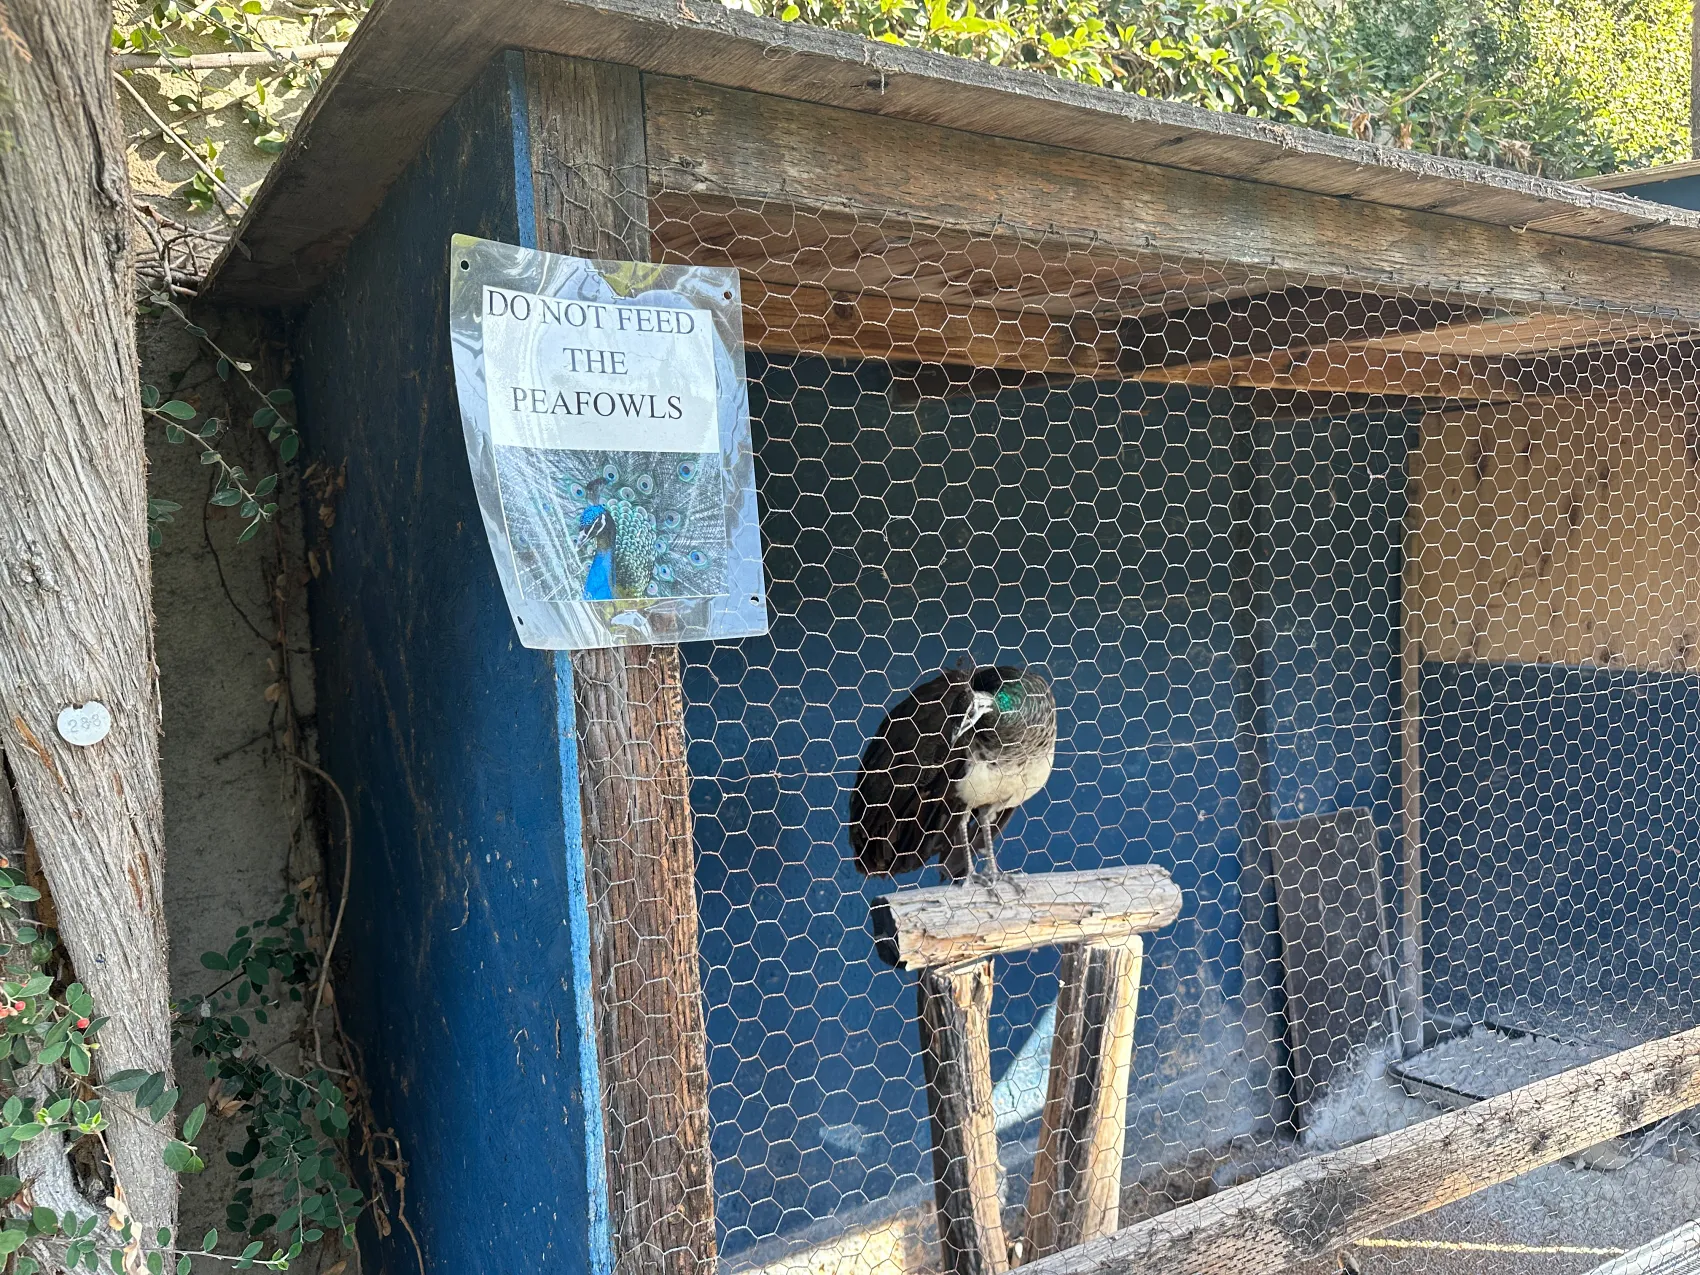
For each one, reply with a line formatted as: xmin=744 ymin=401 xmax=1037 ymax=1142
xmin=449 ymin=234 xmax=767 ymax=650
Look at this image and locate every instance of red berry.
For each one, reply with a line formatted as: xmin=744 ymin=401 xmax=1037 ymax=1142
xmin=12 ymin=1002 xmax=23 ymax=1013
xmin=75 ymin=1017 xmax=88 ymax=1030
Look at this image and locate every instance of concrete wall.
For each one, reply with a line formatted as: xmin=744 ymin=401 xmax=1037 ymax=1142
xmin=138 ymin=306 xmax=329 ymax=1266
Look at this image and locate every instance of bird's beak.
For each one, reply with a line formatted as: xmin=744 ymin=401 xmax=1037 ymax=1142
xmin=953 ymin=691 xmax=995 ymax=743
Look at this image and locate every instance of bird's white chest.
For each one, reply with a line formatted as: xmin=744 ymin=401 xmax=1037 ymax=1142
xmin=957 ymin=751 xmax=1051 ymax=813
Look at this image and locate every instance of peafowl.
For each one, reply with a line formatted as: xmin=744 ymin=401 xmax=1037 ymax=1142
xmin=851 ymin=663 xmax=1057 ymax=882
xmin=493 ymin=447 xmax=725 ymax=603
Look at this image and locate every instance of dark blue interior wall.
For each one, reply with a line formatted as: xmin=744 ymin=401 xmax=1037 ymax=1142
xmin=292 ymin=57 xmax=606 ymax=1275
xmin=681 ymin=359 xmax=1415 ymax=1255
xmin=1424 ymin=661 xmax=1700 ymax=1035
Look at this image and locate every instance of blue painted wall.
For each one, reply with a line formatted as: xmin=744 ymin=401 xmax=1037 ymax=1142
xmin=1609 ymin=173 xmax=1700 ymax=213
xmin=1424 ymin=660 xmax=1700 ymax=1035
xmin=682 ymin=361 xmax=1416 ymax=1256
xmin=292 ymin=56 xmax=607 ymax=1275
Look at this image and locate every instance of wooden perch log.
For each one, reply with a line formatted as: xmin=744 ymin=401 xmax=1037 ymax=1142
xmin=871 ymin=866 xmax=1181 ymax=969
xmin=1021 ymin=1019 xmax=1700 ymax=1275
xmin=918 ymin=961 xmax=1009 ymax=1275
xmin=1023 ymin=937 xmax=1143 ymax=1263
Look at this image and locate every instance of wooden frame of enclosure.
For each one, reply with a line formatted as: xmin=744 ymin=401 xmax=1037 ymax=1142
xmin=202 ymin=1 xmax=1700 ymax=1270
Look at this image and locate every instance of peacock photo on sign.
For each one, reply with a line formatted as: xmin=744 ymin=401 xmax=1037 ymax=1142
xmin=448 ymin=236 xmax=766 ymax=651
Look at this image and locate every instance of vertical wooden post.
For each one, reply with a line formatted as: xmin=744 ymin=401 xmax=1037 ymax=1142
xmin=521 ymin=53 xmax=717 ymax=1273
xmin=1022 ymin=937 xmax=1142 ymax=1262
xmin=918 ymin=961 xmax=1009 ymax=1275
xmin=1397 ymin=440 xmax=1426 ymax=1058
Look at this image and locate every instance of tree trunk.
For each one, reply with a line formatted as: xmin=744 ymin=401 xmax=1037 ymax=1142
xmin=0 ymin=0 xmax=177 ymax=1244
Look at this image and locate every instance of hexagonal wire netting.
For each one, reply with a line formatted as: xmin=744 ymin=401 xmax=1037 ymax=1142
xmin=630 ymin=189 xmax=1700 ymax=1275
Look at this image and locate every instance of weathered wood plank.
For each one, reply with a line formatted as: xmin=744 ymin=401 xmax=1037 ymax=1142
xmin=1021 ymin=1021 xmax=1700 ymax=1275
xmin=918 ymin=961 xmax=1009 ymax=1275
xmin=524 ymin=52 xmax=716 ymax=1274
xmin=643 ymin=77 xmax=1700 ymax=321
xmin=870 ymin=867 xmax=1182 ymax=970
xmin=1023 ymin=938 xmax=1142 ymax=1262
xmin=201 ymin=0 xmax=1700 ymax=308
xmin=1414 ymin=389 xmax=1700 ymax=669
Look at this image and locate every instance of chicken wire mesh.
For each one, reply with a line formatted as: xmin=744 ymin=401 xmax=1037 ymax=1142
xmin=583 ymin=184 xmax=1700 ymax=1275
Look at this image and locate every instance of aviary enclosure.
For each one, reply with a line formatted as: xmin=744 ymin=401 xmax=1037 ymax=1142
xmin=200 ymin=4 xmax=1700 ymax=1273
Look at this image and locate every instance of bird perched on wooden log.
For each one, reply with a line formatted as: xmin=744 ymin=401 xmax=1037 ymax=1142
xmin=851 ymin=663 xmax=1057 ymax=882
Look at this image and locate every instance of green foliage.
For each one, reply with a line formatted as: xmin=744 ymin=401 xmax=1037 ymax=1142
xmin=138 ymin=301 xmax=296 ymax=548
xmin=729 ymin=0 xmax=1690 ymax=176
xmin=176 ymin=894 xmax=360 ymax=1262
xmin=0 ymin=889 xmax=357 ymax=1271
xmin=114 ymin=2 xmax=369 ymax=210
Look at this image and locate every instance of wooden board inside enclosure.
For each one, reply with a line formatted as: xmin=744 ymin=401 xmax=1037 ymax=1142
xmin=1414 ymin=388 xmax=1700 ymax=668
xmin=1270 ymin=810 xmax=1390 ymax=1129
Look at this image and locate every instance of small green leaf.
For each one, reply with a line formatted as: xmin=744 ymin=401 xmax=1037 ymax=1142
xmin=0 ymin=1176 xmax=21 ymax=1200
xmin=140 ymin=384 xmax=160 ymax=408
xmin=104 ymin=1069 xmax=148 ymax=1092
xmin=0 ymin=1229 xmax=28 ymax=1256
xmin=266 ymin=388 xmax=293 ymax=405
xmin=35 ymin=1043 xmax=65 ymax=1066
xmin=17 ymin=1256 xmax=40 ymax=1275
xmin=255 ymin=475 xmax=278 ymax=497
xmin=156 ymin=1227 xmax=171 ymax=1248
xmin=67 ymin=1041 xmax=90 ymax=1076
xmin=147 ymin=1251 xmax=163 ymax=1275
xmin=252 ymin=407 xmax=279 ymax=432
xmin=159 ymin=400 xmax=197 ymax=420
xmin=9 ymin=886 xmax=40 ymax=903
xmin=31 ymin=1206 xmax=56 ymax=1234
xmin=183 ymin=323 xmax=207 ymax=338
xmin=162 ymin=1140 xmax=203 ymax=1174
xmin=278 ymin=435 xmax=300 ymax=462
xmin=200 ymin=952 xmax=230 ymax=972
xmin=9 ymin=1123 xmax=43 ymax=1142
xmin=183 ymin=1102 xmax=206 ymax=1141
xmin=237 ymin=522 xmax=262 ymax=544
xmin=203 ymin=1227 xmax=218 ymax=1252
xmin=136 ymin=1072 xmax=166 ymax=1108
xmin=210 ymin=489 xmax=242 ymax=507
xmin=216 ymin=357 xmax=231 ymax=381
xmin=176 ymin=1258 xmax=191 ymax=1275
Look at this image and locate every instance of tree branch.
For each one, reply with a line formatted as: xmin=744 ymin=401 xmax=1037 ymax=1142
xmin=113 ymin=41 xmax=346 ymax=70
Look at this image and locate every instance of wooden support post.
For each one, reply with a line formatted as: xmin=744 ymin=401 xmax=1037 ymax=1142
xmin=918 ymin=960 xmax=1010 ymax=1275
xmin=880 ymin=869 xmax=1179 ymax=1272
xmin=522 ymin=53 xmax=716 ymax=1273
xmin=1022 ymin=937 xmax=1143 ymax=1263
xmin=1397 ymin=444 xmax=1426 ymax=1058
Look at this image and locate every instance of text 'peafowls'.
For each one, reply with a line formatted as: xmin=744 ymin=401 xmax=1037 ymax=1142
xmin=851 ymin=663 xmax=1057 ymax=882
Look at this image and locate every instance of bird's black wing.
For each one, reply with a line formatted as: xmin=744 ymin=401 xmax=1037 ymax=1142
xmin=850 ymin=670 xmax=974 ymax=876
